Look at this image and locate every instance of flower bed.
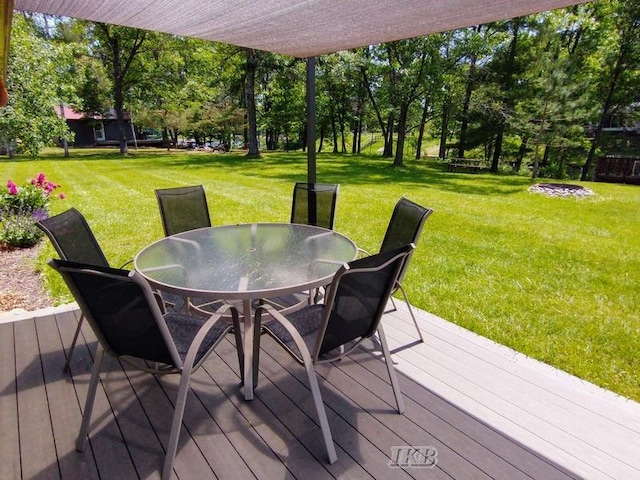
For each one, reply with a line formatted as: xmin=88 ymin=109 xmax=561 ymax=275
xmin=0 ymin=173 xmax=65 ymax=248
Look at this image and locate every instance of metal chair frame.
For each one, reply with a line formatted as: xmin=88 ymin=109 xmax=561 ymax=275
xmin=254 ymin=245 xmax=414 ymax=463
xmin=49 ymin=259 xmax=242 ymax=480
xmin=36 ymin=208 xmax=113 ymax=372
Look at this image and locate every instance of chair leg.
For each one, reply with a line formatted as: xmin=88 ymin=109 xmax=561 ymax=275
xmin=234 ymin=319 xmax=245 ymax=385
xmin=396 ymin=284 xmax=424 ymax=343
xmin=76 ymin=346 xmax=105 ymax=451
xmin=162 ymin=368 xmax=193 ymax=480
xmin=64 ymin=313 xmax=85 ymax=372
xmin=257 ymin=304 xmax=337 ymax=463
xmin=304 ymin=362 xmax=337 ymax=464
xmin=376 ymin=325 xmax=405 ymax=414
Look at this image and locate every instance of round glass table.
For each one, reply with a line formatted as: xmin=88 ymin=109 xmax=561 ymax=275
xmin=135 ymin=223 xmax=357 ymax=399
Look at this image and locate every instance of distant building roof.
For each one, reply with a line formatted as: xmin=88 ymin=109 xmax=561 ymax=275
xmin=54 ymin=104 xmax=130 ymax=121
xmin=56 ymin=104 xmax=85 ymax=120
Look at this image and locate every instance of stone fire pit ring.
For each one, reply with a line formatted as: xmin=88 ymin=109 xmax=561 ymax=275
xmin=528 ymin=183 xmax=595 ymax=197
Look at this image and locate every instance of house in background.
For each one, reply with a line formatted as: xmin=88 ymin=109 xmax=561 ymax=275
xmin=55 ymin=104 xmax=134 ymax=147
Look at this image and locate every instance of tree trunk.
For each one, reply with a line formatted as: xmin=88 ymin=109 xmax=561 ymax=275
xmin=490 ymin=131 xmax=503 ymax=172
xmin=439 ymin=97 xmax=450 ymax=159
xmin=457 ymin=58 xmax=476 ymax=159
xmin=514 ymin=136 xmax=527 ymax=171
xmin=383 ymin=112 xmax=394 ymax=158
xmin=415 ymin=98 xmax=429 ymax=160
xmin=362 ymin=68 xmax=388 ymax=148
xmin=491 ymin=19 xmax=521 ymax=172
xmin=59 ymin=104 xmax=69 ymax=157
xmin=266 ymin=128 xmax=278 ymax=150
xmin=352 ymin=87 xmax=365 ymax=154
xmin=351 ymin=122 xmax=358 ymax=154
xmin=245 ymin=48 xmax=260 ymax=157
xmin=330 ymin=103 xmax=338 ymax=154
xmin=162 ymin=127 xmax=170 ymax=151
xmin=317 ymin=124 xmax=325 ymax=153
xmin=393 ymin=103 xmax=409 ymax=167
xmin=542 ymin=145 xmax=551 ymax=166
xmin=114 ymin=91 xmax=128 ymax=154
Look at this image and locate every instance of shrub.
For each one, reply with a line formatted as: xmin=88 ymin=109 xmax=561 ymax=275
xmin=0 ymin=173 xmax=65 ymax=248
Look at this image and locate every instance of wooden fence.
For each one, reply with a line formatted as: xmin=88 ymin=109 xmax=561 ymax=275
xmin=595 ymin=156 xmax=640 ymax=185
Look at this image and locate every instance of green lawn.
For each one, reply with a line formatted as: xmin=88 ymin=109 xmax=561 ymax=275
xmin=3 ymin=148 xmax=639 ymax=401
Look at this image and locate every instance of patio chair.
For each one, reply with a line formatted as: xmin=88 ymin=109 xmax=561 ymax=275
xmin=281 ymin=182 xmax=339 ymax=307
xmin=36 ymin=208 xmax=113 ymax=372
xmin=254 ymin=244 xmax=414 ymax=464
xmin=155 ymin=185 xmax=220 ymax=314
xmin=48 ymin=259 xmax=242 ymax=480
xmin=360 ymin=197 xmax=433 ymax=346
xmin=291 ymin=182 xmax=339 ymax=230
xmin=379 ymin=197 xmax=433 ymax=345
xmin=155 ymin=185 xmax=211 ymax=237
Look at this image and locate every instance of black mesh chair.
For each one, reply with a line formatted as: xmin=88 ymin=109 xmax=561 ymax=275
xmin=155 ymin=185 xmax=211 ymax=237
xmin=36 ymin=208 xmax=113 ymax=372
xmin=360 ymin=197 xmax=433 ymax=346
xmin=48 ymin=259 xmax=242 ymax=480
xmin=283 ymin=182 xmax=339 ymax=307
xmin=291 ymin=183 xmax=339 ymax=230
xmin=379 ymin=197 xmax=433 ymax=344
xmin=254 ymin=244 xmax=414 ymax=464
xmin=155 ymin=185 xmax=221 ymax=314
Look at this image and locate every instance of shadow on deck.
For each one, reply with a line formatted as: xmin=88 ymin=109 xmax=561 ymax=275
xmin=1 ymin=302 xmax=638 ymax=479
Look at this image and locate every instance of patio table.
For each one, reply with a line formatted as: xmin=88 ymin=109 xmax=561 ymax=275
xmin=134 ymin=222 xmax=357 ymax=399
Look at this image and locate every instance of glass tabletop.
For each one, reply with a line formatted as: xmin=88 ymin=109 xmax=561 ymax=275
xmin=134 ymin=223 xmax=357 ymax=300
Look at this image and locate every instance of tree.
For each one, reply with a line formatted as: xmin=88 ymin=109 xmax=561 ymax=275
xmin=581 ymin=0 xmax=640 ymax=180
xmin=89 ymin=23 xmax=147 ymax=154
xmin=512 ymin=8 xmax=593 ymax=178
xmin=0 ymin=14 xmax=71 ymax=157
xmin=260 ymin=56 xmax=305 ymax=151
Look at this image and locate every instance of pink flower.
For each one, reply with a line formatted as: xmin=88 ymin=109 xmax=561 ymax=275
xmin=7 ymin=180 xmax=18 ymax=195
xmin=44 ymin=181 xmax=59 ymax=194
xmin=58 ymin=193 xmax=66 ymax=199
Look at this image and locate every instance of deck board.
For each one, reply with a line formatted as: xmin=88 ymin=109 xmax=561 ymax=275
xmin=13 ymin=319 xmax=60 ymax=479
xmin=36 ymin=311 xmax=100 ymax=480
xmin=0 ymin=322 xmax=21 ymax=480
xmin=383 ymin=303 xmax=640 ymax=480
xmin=1 ymin=302 xmax=639 ymax=480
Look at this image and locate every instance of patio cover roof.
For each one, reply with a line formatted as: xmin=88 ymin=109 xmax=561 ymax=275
xmin=14 ymin=0 xmax=591 ymax=59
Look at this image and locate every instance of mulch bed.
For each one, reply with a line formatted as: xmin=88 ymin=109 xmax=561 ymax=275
xmin=0 ymin=244 xmax=52 ymax=312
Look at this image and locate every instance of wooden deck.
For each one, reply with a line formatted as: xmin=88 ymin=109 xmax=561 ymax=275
xmin=1 ymin=302 xmax=639 ymax=480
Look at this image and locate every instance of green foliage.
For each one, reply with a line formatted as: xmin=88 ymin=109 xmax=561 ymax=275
xmin=0 ymin=173 xmax=65 ymax=248
xmin=6 ymin=3 xmax=640 ymax=171
xmin=0 ymin=15 xmax=72 ymax=157
xmin=0 ymin=213 xmax=45 ymax=248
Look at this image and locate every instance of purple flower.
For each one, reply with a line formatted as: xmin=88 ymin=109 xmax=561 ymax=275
xmin=30 ymin=208 xmax=49 ymax=222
